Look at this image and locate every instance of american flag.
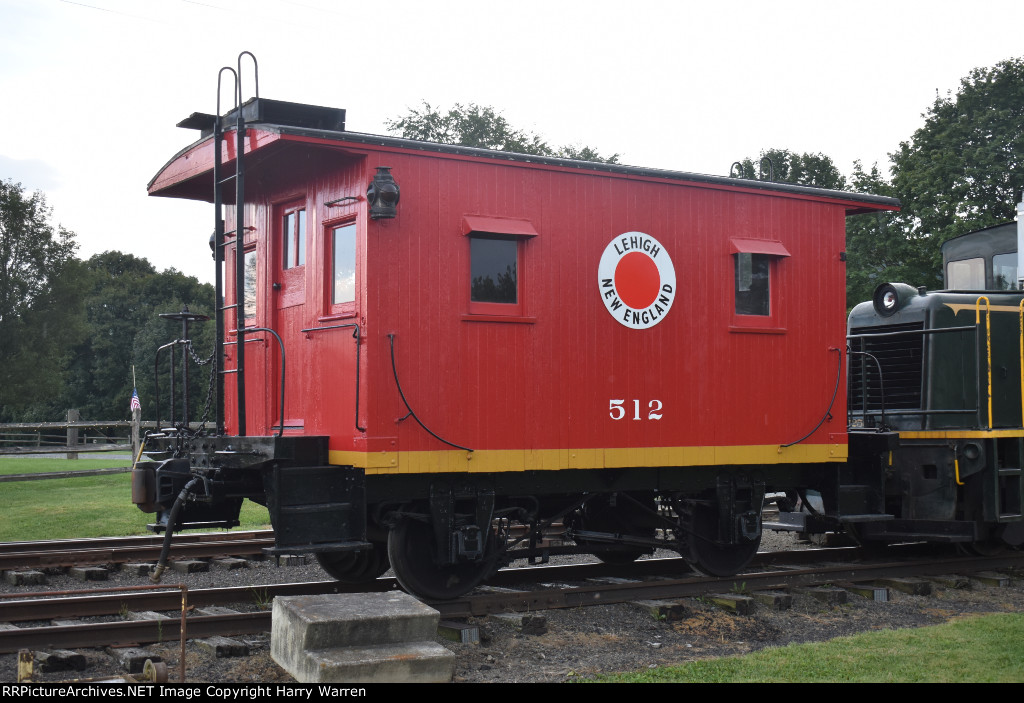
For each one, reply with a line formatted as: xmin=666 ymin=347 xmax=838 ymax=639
xmin=130 ymin=388 xmax=141 ymax=412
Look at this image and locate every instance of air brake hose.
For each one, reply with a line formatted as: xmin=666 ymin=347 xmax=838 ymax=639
xmin=150 ymin=477 xmax=201 ymax=583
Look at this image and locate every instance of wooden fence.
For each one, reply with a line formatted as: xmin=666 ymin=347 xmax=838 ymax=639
xmin=0 ymin=410 xmax=203 ymax=460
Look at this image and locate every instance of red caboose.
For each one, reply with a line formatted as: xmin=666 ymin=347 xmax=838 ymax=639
xmin=137 ymin=77 xmax=897 ymax=597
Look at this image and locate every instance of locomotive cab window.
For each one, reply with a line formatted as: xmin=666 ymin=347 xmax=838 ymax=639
xmin=730 ymin=238 xmax=789 ymax=332
xmin=463 ymin=215 xmax=537 ymax=319
xmin=947 ymin=257 xmax=985 ymax=289
xmin=992 ymin=253 xmax=1017 ymax=290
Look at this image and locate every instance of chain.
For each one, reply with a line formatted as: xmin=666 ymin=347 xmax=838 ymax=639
xmin=185 ymin=339 xmax=218 ymax=437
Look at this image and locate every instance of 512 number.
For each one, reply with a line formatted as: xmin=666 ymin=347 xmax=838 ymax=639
xmin=608 ymin=399 xmax=663 ymax=421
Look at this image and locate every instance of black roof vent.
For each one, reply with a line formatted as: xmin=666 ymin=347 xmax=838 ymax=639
xmin=178 ymin=97 xmax=346 ymax=137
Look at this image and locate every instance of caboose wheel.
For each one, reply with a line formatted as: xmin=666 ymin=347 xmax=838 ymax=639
xmin=686 ymin=502 xmax=761 ymax=577
xmin=387 ymin=518 xmax=497 ymax=600
xmin=315 ymin=543 xmax=390 ymax=583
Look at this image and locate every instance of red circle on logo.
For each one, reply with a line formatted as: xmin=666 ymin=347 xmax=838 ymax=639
xmin=614 ymin=252 xmax=660 ymax=309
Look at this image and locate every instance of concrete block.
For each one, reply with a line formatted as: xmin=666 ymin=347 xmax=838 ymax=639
xmin=489 ymin=612 xmax=547 ymax=635
xmin=273 ymin=593 xmax=441 ymax=652
xmin=69 ymin=567 xmax=108 ymax=581
xmin=705 ymin=594 xmax=755 ymax=615
xmin=272 ymin=592 xmax=452 ymax=684
xmin=195 ymin=606 xmax=241 ymax=617
xmin=106 ymin=647 xmax=161 ymax=674
xmin=931 ymin=575 xmax=972 ymax=589
xmin=126 ymin=611 xmax=173 ymax=621
xmin=874 ymin=578 xmax=931 ymax=596
xmin=839 ymin=583 xmax=889 ymax=602
xmin=170 ymin=560 xmax=208 ymax=573
xmin=3 ymin=570 xmax=46 ymax=586
xmin=212 ymin=558 xmax=249 ymax=570
xmin=121 ymin=563 xmax=155 ymax=576
xmin=972 ymin=572 xmax=1011 ymax=587
xmin=630 ymin=599 xmax=687 ymax=621
xmin=438 ymin=620 xmax=480 ymax=644
xmin=751 ymin=591 xmax=793 ymax=610
xmin=796 ymin=587 xmax=848 ymax=604
xmin=36 ymin=649 xmax=87 ymax=673
xmin=197 ymin=636 xmax=250 ymax=658
xmin=302 ymin=641 xmax=454 ymax=683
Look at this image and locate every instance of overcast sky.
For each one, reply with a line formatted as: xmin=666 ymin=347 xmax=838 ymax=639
xmin=2 ymin=0 xmax=1023 ymax=283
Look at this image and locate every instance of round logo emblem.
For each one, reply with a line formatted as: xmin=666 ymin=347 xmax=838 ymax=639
xmin=598 ymin=232 xmax=675 ymax=329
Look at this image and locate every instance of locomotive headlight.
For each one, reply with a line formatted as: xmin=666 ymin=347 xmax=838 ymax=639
xmin=872 ymin=282 xmax=919 ymax=317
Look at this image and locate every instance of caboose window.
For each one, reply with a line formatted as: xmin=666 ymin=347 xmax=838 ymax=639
xmin=735 ymin=253 xmax=770 ymax=316
xmin=462 ymin=215 xmax=536 ymax=319
xmin=243 ymin=249 xmax=257 ymax=321
xmin=282 ymin=208 xmax=306 ymax=269
xmin=729 ymin=238 xmax=789 ymax=332
xmin=471 ymin=237 xmax=518 ymax=305
xmin=332 ymin=223 xmax=356 ymax=305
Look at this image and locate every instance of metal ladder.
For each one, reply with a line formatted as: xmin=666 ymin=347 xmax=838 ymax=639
xmin=213 ymin=51 xmax=259 ymax=437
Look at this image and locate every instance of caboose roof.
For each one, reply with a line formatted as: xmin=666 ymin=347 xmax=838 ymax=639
xmin=149 ymin=98 xmax=899 ymax=215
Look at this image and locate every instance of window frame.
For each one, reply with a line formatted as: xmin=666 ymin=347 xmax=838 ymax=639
xmin=462 ymin=215 xmax=537 ymax=322
xmin=323 ymin=216 xmax=359 ymax=319
xmin=729 ymin=237 xmax=789 ymax=334
xmin=280 ymin=203 xmax=307 ymax=271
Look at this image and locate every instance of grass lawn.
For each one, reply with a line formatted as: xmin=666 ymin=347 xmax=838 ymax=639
xmin=0 ymin=455 xmax=132 ymax=476
xmin=0 ymin=456 xmax=270 ymax=541
xmin=595 ymin=612 xmax=1024 ymax=683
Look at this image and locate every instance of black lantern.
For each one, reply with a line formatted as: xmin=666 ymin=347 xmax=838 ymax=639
xmin=367 ymin=166 xmax=400 ymax=219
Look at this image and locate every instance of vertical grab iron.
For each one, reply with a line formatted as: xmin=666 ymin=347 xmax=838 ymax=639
xmin=213 ymin=53 xmax=259 ymax=437
xmin=213 ymin=67 xmax=234 ymax=437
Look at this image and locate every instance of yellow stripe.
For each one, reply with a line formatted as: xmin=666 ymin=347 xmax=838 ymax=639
xmin=945 ymin=302 xmax=1023 ymax=315
xmin=328 ymin=442 xmax=847 ymax=474
xmin=898 ymin=429 xmax=1024 ymax=440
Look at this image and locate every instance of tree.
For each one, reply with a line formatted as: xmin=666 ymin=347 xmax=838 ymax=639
xmin=731 ymin=148 xmax=847 ymax=190
xmin=844 ymin=161 xmax=916 ymax=307
xmin=889 ymin=57 xmax=1024 ymax=287
xmin=63 ymin=252 xmax=215 ymax=420
xmin=387 ymin=101 xmax=620 ymax=164
xmin=0 ymin=180 xmax=84 ymax=421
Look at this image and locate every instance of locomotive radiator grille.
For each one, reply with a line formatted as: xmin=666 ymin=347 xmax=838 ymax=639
xmin=849 ymin=322 xmax=925 ymax=412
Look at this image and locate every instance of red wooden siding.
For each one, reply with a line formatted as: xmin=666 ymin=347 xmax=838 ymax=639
xmin=151 ymin=126 xmax=888 ymax=473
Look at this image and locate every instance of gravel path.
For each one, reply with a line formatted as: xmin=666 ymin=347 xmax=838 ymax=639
xmin=3 ymin=531 xmax=1024 ymax=683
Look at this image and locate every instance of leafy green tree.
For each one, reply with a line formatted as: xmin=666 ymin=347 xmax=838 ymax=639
xmin=888 ymin=57 xmax=1024 ymax=288
xmin=63 ymin=252 xmax=215 ymax=421
xmin=0 ymin=180 xmax=85 ymax=421
xmin=387 ymin=101 xmax=620 ymax=164
xmin=844 ymin=161 xmax=915 ymax=307
xmin=731 ymin=148 xmax=847 ymax=190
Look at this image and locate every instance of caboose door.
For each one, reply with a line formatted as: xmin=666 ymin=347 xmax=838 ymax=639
xmin=270 ymin=200 xmax=309 ymax=433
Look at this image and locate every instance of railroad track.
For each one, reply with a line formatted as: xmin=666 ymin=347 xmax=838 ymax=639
xmin=0 ymin=523 xmax=556 ymax=571
xmin=3 ymin=545 xmax=1022 ymax=655
xmin=0 ymin=531 xmax=276 ymax=570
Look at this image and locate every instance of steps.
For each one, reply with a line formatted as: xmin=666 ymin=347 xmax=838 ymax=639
xmin=271 ymin=592 xmax=454 ymax=683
